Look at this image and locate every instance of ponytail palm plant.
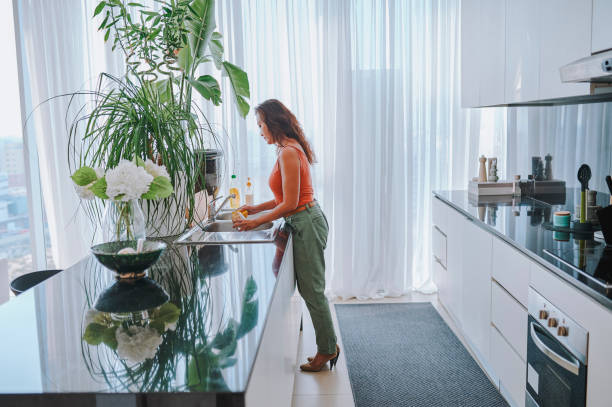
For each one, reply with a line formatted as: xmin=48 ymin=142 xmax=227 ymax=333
xmin=69 ymin=0 xmax=250 ymax=236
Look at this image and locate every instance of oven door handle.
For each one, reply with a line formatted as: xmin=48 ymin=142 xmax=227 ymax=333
xmin=530 ymin=322 xmax=580 ymax=376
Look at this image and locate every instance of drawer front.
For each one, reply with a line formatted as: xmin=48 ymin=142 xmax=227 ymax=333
xmin=491 ymin=281 xmax=528 ymax=360
xmin=491 ymin=325 xmax=526 ymax=407
xmin=432 ymin=195 xmax=448 ymax=232
xmin=433 ymin=258 xmax=447 ymax=304
xmin=492 ymin=237 xmax=530 ymax=306
xmin=432 ymin=225 xmax=447 ymax=268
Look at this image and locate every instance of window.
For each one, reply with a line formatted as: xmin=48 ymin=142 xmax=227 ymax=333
xmin=0 ymin=1 xmax=54 ymax=302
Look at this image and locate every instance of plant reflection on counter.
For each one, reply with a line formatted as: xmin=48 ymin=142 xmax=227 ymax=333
xmin=81 ymin=243 xmax=259 ymax=392
xmin=83 ymin=303 xmax=180 ymax=364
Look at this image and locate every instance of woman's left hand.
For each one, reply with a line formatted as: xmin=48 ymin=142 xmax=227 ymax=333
xmin=233 ymin=218 xmax=261 ymax=231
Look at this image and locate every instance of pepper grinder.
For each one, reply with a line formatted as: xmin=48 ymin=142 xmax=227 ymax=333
xmin=544 ymin=154 xmax=553 ymax=180
xmin=531 ymin=157 xmax=541 ymax=180
xmin=478 ymin=155 xmax=487 ymax=182
xmin=488 ymin=157 xmax=499 ymax=182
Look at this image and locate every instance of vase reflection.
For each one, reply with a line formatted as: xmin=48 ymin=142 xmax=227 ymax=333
xmin=81 ymin=243 xmax=260 ymax=392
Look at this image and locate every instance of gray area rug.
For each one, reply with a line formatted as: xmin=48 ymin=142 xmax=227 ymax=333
xmin=334 ymin=303 xmax=508 ymax=407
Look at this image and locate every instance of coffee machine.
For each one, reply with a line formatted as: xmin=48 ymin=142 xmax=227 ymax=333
xmin=195 ymin=149 xmax=223 ymax=198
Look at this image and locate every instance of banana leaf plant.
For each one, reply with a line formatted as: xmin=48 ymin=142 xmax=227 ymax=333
xmin=69 ymin=0 xmax=250 ymax=236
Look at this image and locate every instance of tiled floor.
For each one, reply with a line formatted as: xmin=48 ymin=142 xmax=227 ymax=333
xmin=291 ymin=292 xmax=486 ymax=407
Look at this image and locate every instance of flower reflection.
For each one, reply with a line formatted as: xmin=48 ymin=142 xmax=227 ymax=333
xmin=82 ymin=303 xmax=180 ymax=364
xmin=116 ymin=326 xmax=163 ymax=364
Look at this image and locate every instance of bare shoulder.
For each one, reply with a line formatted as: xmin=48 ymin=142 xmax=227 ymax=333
xmin=278 ymin=146 xmax=300 ymax=162
xmin=278 ymin=147 xmax=301 ymax=174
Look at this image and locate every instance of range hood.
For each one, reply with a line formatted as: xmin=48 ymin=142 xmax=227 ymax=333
xmin=560 ymin=49 xmax=612 ymax=83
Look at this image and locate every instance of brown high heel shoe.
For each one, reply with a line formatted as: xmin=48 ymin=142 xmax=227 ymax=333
xmin=300 ymin=345 xmax=340 ymax=372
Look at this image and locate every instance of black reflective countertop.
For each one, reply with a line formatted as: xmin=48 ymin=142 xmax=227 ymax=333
xmin=0 ymin=231 xmax=290 ymax=404
xmin=434 ymin=189 xmax=612 ymax=311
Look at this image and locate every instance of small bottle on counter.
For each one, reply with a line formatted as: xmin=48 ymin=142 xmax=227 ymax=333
xmin=245 ymin=177 xmax=254 ymax=205
xmin=229 ymin=174 xmax=241 ymax=209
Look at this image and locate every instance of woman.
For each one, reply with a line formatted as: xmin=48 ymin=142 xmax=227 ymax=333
xmin=232 ymin=99 xmax=339 ymax=372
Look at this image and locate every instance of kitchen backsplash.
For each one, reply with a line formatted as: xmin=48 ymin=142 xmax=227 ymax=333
xmin=503 ymin=102 xmax=612 ymax=194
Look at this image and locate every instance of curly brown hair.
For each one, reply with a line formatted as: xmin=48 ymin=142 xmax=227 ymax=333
xmin=255 ymin=99 xmax=316 ymax=164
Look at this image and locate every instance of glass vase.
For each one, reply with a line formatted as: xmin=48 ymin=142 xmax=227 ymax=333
xmin=102 ymin=200 xmax=146 ymax=242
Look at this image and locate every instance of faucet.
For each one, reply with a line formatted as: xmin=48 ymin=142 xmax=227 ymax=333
xmin=208 ymin=194 xmax=236 ymax=221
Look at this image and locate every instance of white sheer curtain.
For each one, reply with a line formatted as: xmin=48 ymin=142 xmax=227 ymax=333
xmin=212 ymin=0 xmax=487 ymax=299
xmin=14 ymin=0 xmax=124 ymax=269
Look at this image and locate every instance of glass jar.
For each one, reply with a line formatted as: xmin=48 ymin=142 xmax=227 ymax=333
xmin=102 ymin=200 xmax=146 ymax=242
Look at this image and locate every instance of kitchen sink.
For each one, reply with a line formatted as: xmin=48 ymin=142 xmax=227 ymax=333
xmin=202 ymin=220 xmax=274 ymax=232
xmin=215 ymin=212 xmax=234 ymax=220
xmin=175 ymin=219 xmax=277 ymax=245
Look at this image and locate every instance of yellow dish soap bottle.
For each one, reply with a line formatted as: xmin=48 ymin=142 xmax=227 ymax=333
xmin=245 ymin=177 xmax=254 ymax=205
xmin=229 ymin=174 xmax=241 ymax=209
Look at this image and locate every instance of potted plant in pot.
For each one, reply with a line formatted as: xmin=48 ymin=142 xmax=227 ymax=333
xmin=68 ymin=0 xmax=250 ymax=237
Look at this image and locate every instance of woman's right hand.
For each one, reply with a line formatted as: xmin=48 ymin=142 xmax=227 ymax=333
xmin=238 ymin=204 xmax=260 ymax=215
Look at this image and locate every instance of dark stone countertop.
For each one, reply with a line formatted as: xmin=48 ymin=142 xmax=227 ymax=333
xmin=0 ymin=228 xmax=291 ymax=405
xmin=433 ymin=189 xmax=612 ymax=312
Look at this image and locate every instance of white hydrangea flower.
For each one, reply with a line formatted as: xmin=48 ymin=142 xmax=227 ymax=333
xmin=165 ymin=321 xmax=177 ymax=331
xmin=115 ymin=325 xmax=163 ymax=364
xmin=105 ymin=160 xmax=153 ymax=201
xmin=144 ymin=159 xmax=170 ymax=179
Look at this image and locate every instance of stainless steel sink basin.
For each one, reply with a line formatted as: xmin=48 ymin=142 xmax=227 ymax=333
xmin=176 ymin=219 xmax=277 ymax=245
xmin=215 ymin=212 xmax=234 ymax=220
xmin=202 ymin=220 xmax=274 ymax=232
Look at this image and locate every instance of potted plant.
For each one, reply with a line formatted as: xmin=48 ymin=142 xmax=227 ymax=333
xmin=68 ymin=0 xmax=250 ymax=236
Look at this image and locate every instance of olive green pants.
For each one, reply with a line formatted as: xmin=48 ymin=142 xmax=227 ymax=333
xmin=285 ymin=203 xmax=337 ymax=355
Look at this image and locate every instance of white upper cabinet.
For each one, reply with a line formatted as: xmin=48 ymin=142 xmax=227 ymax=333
xmin=461 ymin=0 xmax=480 ymax=108
xmin=462 ymin=0 xmax=594 ymax=106
xmin=592 ymin=0 xmax=612 ymax=54
xmin=478 ymin=0 xmax=506 ymax=106
xmin=505 ymin=0 xmax=540 ymax=104
xmin=461 ymin=0 xmax=505 ymax=108
xmin=539 ymin=0 xmax=591 ymax=99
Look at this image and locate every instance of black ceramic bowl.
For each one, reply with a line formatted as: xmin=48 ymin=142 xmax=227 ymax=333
xmin=91 ymin=240 xmax=166 ymax=277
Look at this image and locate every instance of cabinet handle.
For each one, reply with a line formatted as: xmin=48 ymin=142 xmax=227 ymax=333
xmin=433 ymin=224 xmax=446 ymax=237
xmin=530 ymin=322 xmax=580 ymax=376
xmin=433 ymin=256 xmax=447 ymax=270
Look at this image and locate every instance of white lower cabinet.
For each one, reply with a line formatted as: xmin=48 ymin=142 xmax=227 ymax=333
xmin=492 ymin=237 xmax=530 ymax=307
xmin=462 ymin=219 xmax=493 ymax=364
xmin=491 ymin=281 xmax=527 ymax=360
xmin=434 ymin=194 xmax=612 ymax=406
xmin=432 ymin=257 xmax=446 ymax=306
xmin=443 ymin=206 xmax=465 ymax=327
xmin=432 ymin=225 xmax=447 ymax=269
xmin=491 ymin=326 xmax=526 ymax=407
xmin=433 ymin=197 xmax=527 ymax=407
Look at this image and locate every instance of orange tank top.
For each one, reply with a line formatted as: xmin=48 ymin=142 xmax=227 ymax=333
xmin=269 ymin=145 xmax=314 ymax=207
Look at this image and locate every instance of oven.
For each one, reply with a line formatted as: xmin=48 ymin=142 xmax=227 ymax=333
xmin=526 ymin=288 xmax=588 ymax=407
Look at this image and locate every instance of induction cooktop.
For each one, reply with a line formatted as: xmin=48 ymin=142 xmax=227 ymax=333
xmin=544 ymin=244 xmax=612 ymax=298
